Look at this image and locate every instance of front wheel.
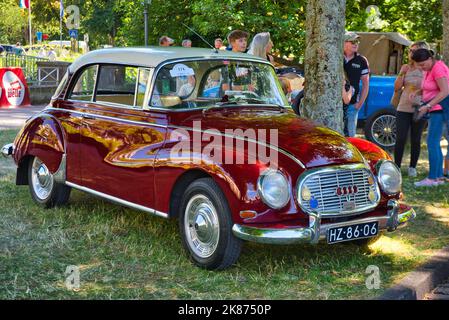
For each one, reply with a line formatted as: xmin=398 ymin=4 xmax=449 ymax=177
xmin=364 ymin=109 xmax=397 ymax=149
xmin=28 ymin=156 xmax=71 ymax=208
xmin=179 ymin=178 xmax=242 ymax=270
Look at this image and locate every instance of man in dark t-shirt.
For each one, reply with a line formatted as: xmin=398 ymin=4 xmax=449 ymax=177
xmin=343 ymin=32 xmax=370 ymax=137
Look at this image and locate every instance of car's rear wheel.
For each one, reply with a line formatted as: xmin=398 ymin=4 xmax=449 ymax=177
xmin=28 ymin=156 xmax=71 ymax=208
xmin=179 ymin=178 xmax=242 ymax=270
xmin=364 ymin=109 xmax=397 ymax=150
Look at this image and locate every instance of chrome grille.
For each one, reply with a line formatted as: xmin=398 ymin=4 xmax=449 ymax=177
xmin=298 ymin=165 xmax=380 ymax=217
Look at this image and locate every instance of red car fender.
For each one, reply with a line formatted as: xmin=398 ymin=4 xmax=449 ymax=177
xmin=155 ymin=136 xmax=307 ymax=225
xmin=13 ymin=114 xmax=66 ymax=175
xmin=346 ymin=137 xmax=391 ymax=172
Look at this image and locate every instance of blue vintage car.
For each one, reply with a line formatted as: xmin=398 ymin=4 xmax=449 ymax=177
xmin=359 ymin=75 xmax=397 ymax=149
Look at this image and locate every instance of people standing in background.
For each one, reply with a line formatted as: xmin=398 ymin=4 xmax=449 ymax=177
xmin=343 ymin=31 xmax=370 ymax=137
xmin=393 ymin=41 xmax=429 ymax=177
xmin=227 ymin=30 xmax=249 ymax=53
xmin=247 ymin=32 xmax=274 ymax=63
xmin=182 ymin=39 xmax=192 ymax=48
xmin=444 ymin=124 xmax=449 ymax=177
xmin=214 ymin=38 xmax=226 ymax=50
xmin=412 ymin=48 xmax=449 ymax=187
xmin=159 ymin=36 xmax=174 ymax=47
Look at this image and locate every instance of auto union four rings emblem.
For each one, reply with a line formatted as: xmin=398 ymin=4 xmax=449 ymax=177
xmin=336 ymin=186 xmax=358 ymax=207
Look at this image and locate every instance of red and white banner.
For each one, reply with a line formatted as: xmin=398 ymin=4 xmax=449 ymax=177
xmin=0 ymin=68 xmax=31 ymax=108
xmin=19 ymin=0 xmax=30 ymax=9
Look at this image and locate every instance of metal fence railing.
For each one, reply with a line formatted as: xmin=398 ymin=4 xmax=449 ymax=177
xmin=0 ymin=53 xmax=49 ymax=84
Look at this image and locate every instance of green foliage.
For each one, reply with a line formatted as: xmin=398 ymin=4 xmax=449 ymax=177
xmin=0 ymin=0 xmax=444 ymax=62
xmin=0 ymin=0 xmax=28 ymax=44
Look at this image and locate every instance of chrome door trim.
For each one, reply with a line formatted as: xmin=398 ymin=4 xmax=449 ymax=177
xmin=65 ymin=181 xmax=169 ymax=219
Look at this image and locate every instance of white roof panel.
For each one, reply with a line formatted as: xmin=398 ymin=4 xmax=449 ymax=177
xmin=68 ymin=46 xmax=265 ymax=73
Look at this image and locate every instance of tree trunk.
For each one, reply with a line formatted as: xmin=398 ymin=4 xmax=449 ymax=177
xmin=302 ymin=0 xmax=346 ymax=134
xmin=443 ymin=0 xmax=449 ymax=64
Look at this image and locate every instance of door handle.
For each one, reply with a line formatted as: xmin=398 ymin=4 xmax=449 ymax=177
xmin=81 ymin=114 xmax=96 ymax=120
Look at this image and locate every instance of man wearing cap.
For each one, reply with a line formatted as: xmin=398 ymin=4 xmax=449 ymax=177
xmin=159 ymin=36 xmax=174 ymax=47
xmin=343 ymin=31 xmax=370 ymax=137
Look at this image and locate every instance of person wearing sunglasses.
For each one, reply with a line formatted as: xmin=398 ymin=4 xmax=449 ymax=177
xmin=343 ymin=32 xmax=370 ymax=137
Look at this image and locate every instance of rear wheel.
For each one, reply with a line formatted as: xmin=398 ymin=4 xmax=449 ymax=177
xmin=364 ymin=109 xmax=397 ymax=150
xmin=28 ymin=156 xmax=71 ymax=208
xmin=179 ymin=178 xmax=242 ymax=270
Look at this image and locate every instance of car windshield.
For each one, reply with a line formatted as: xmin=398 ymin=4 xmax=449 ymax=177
xmin=149 ymin=59 xmax=289 ymax=109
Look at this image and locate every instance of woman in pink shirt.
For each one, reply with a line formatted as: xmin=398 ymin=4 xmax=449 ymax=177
xmin=412 ymin=48 xmax=449 ymax=186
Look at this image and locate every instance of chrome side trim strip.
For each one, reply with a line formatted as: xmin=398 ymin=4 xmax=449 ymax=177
xmin=65 ymin=181 xmax=169 ymax=219
xmin=45 ymin=107 xmax=167 ymax=129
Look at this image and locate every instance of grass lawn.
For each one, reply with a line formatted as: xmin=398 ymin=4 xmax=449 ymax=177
xmin=0 ymin=128 xmax=448 ymax=300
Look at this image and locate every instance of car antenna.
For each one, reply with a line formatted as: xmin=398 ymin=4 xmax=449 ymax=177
xmin=182 ymin=23 xmax=218 ymax=53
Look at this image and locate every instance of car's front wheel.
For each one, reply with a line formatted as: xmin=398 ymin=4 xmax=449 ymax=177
xmin=179 ymin=178 xmax=242 ymax=270
xmin=28 ymin=156 xmax=71 ymax=208
xmin=364 ymin=109 xmax=397 ymax=149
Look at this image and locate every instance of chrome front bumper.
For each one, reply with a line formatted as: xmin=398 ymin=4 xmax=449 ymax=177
xmin=232 ymin=200 xmax=416 ymax=245
xmin=1 ymin=143 xmax=14 ymax=158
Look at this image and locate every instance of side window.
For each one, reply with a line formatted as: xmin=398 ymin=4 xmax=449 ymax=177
xmin=201 ymin=68 xmax=222 ymax=98
xmin=69 ymin=65 xmax=98 ymax=101
xmin=136 ymin=68 xmax=151 ymax=107
xmin=96 ymin=65 xmax=138 ymax=106
xmin=52 ymin=72 xmax=68 ymax=99
xmin=150 ymin=63 xmax=197 ymax=108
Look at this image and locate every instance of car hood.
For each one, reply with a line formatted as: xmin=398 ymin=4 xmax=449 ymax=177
xmin=173 ymin=107 xmax=365 ymax=169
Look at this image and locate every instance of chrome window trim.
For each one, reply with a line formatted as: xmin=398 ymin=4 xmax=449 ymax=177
xmin=296 ymin=163 xmax=381 ymax=217
xmin=66 ymin=181 xmax=168 ymax=219
xmin=67 ymin=64 xmax=99 ymax=103
xmin=45 ymin=107 xmax=167 ymax=129
xmin=147 ymin=57 xmax=283 ymax=111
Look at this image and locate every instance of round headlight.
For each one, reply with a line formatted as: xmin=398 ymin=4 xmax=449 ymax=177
xmin=377 ymin=161 xmax=402 ymax=194
xmin=258 ymin=170 xmax=290 ymax=209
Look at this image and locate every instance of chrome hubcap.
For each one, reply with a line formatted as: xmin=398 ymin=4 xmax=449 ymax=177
xmin=184 ymin=194 xmax=219 ymax=258
xmin=371 ymin=114 xmax=396 ymax=148
xmin=31 ymin=157 xmax=54 ymax=200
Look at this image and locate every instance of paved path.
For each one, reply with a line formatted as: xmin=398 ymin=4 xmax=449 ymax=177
xmin=0 ymin=105 xmax=46 ymax=130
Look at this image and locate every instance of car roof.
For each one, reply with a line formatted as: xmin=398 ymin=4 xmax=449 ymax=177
xmin=68 ymin=46 xmax=267 ymax=73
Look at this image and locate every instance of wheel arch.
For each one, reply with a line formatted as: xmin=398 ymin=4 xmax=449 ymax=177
xmin=13 ymin=114 xmax=67 ymax=182
xmin=168 ymin=169 xmax=212 ymax=219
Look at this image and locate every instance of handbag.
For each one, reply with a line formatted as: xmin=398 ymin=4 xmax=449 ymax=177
xmin=390 ymin=89 xmax=402 ymax=108
xmin=412 ymin=102 xmax=430 ymax=123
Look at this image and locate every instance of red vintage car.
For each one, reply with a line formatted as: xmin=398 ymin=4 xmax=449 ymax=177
xmin=1 ymin=47 xmax=415 ymax=269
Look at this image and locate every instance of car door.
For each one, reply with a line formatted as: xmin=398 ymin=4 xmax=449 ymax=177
xmin=67 ymin=64 xmax=166 ymax=209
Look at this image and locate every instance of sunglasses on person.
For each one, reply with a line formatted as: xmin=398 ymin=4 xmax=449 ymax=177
xmin=348 ymin=39 xmax=360 ymax=45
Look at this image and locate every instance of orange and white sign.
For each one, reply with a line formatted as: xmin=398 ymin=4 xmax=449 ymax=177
xmin=0 ymin=68 xmax=31 ymax=108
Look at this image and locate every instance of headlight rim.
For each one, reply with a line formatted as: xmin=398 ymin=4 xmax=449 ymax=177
xmin=376 ymin=159 xmax=402 ymax=195
xmin=257 ymin=169 xmax=291 ymax=210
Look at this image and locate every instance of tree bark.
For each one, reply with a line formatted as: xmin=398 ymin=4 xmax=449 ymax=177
xmin=302 ymin=0 xmax=346 ymax=134
xmin=443 ymin=0 xmax=449 ymax=64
